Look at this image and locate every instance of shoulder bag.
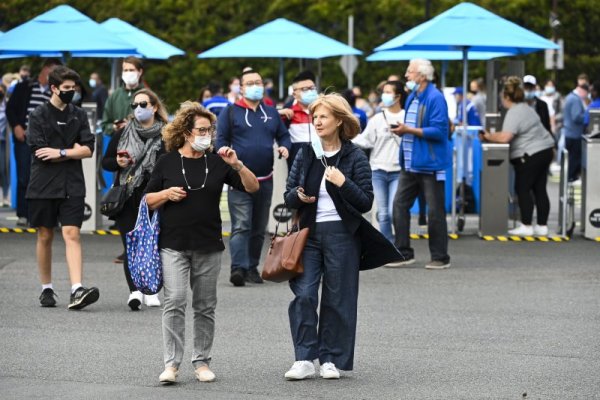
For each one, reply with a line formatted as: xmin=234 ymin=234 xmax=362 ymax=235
xmin=261 ymin=207 xmax=309 ymax=283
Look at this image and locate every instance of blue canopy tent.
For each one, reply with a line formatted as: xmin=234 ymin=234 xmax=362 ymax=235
xmin=0 ymin=5 xmax=136 ymax=57
xmin=371 ymin=2 xmax=559 ymax=232
xmin=88 ymin=18 xmax=185 ymax=90
xmin=198 ymin=18 xmax=362 ymax=99
xmin=366 ymin=49 xmax=513 ymax=87
xmin=372 ymin=2 xmax=559 ymax=126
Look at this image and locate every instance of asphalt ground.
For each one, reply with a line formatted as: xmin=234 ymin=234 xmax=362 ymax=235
xmin=0 ymin=224 xmax=598 ymax=399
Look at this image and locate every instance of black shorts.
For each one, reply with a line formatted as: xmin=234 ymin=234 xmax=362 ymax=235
xmin=28 ymin=196 xmax=85 ymax=228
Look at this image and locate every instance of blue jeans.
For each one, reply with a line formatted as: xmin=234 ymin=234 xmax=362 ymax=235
xmin=13 ymin=137 xmax=30 ymax=218
xmin=393 ymin=170 xmax=450 ymax=263
xmin=0 ymin=139 xmax=9 ymax=198
xmin=228 ymin=179 xmax=273 ymax=271
xmin=288 ymin=221 xmax=360 ymax=371
xmin=372 ymin=169 xmax=400 ymax=242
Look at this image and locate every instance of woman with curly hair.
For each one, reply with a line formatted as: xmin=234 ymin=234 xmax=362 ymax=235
xmin=102 ymin=88 xmax=168 ymax=309
xmin=145 ymin=101 xmax=258 ymax=384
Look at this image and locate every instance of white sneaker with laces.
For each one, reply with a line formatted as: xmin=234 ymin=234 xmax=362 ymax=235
xmin=144 ymin=294 xmax=161 ymax=307
xmin=284 ymin=360 xmax=315 ymax=380
xmin=508 ymin=223 xmax=534 ymax=237
xmin=320 ymin=362 xmax=340 ymax=379
xmin=533 ymin=225 xmax=549 ymax=236
xmin=127 ymin=291 xmax=143 ymax=311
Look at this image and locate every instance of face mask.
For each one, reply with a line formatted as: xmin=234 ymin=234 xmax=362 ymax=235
xmin=381 ymin=93 xmax=396 ymax=107
xmin=134 ymin=106 xmax=154 ymax=122
xmin=544 ymin=86 xmax=556 ymax=95
xmin=244 ymin=85 xmax=264 ymax=101
xmin=300 ymin=89 xmax=318 ymax=106
xmin=89 ymin=78 xmax=97 ymax=88
xmin=231 ymin=84 xmax=240 ymax=94
xmin=189 ymin=135 xmax=212 ymax=152
xmin=71 ymin=91 xmax=82 ymax=104
xmin=122 ymin=71 xmax=139 ymax=86
xmin=57 ymin=89 xmax=75 ymax=105
xmin=406 ymin=80 xmax=418 ymax=92
xmin=368 ymin=95 xmax=378 ymax=103
xmin=535 ymin=90 xmax=543 ymax=98
xmin=310 ymin=134 xmax=325 ymax=159
xmin=524 ymin=91 xmax=535 ymax=100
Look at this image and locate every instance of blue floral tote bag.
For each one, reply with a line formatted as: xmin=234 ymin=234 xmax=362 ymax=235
xmin=126 ymin=196 xmax=163 ymax=295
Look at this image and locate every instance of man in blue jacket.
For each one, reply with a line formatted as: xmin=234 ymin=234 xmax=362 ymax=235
xmin=562 ymin=83 xmax=589 ymax=182
xmin=389 ymin=59 xmax=451 ymax=270
xmin=216 ymin=68 xmax=291 ymax=286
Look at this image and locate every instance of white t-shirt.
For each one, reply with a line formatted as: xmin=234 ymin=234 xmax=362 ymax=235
xmin=316 ymin=150 xmax=342 ymax=223
xmin=352 ymin=109 xmax=404 ymax=172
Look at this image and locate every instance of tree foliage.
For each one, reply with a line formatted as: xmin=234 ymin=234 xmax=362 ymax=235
xmin=1 ymin=0 xmax=598 ymax=112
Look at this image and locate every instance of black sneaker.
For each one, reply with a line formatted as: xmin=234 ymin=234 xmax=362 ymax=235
xmin=39 ymin=288 xmax=57 ymax=307
xmin=245 ymin=268 xmax=264 ymax=284
xmin=68 ymin=287 xmax=100 ymax=310
xmin=229 ymin=269 xmax=246 ymax=287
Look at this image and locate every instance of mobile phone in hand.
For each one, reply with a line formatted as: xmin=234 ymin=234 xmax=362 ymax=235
xmin=390 ymin=124 xmax=399 ymax=129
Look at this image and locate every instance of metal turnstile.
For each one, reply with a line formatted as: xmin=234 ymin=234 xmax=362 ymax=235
xmin=479 ymin=143 xmax=510 ymax=236
xmin=581 ymin=135 xmax=600 ymax=239
xmin=81 ymin=103 xmax=102 ymax=232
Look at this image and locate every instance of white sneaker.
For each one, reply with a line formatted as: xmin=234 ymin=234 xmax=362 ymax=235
xmin=319 ymin=362 xmax=340 ymax=379
xmin=533 ymin=225 xmax=549 ymax=236
xmin=384 ymin=258 xmax=415 ymax=268
xmin=508 ymin=223 xmax=534 ymax=237
xmin=284 ymin=360 xmax=315 ymax=380
xmin=159 ymin=367 xmax=178 ymax=384
xmin=127 ymin=291 xmax=143 ymax=311
xmin=144 ymin=294 xmax=161 ymax=307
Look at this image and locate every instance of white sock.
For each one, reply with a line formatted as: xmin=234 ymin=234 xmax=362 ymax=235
xmin=42 ymin=283 xmax=53 ymax=291
xmin=71 ymin=283 xmax=82 ymax=294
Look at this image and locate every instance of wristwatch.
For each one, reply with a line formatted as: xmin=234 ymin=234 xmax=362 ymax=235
xmin=59 ymin=149 xmax=67 ymax=158
xmin=232 ymin=160 xmax=244 ymax=171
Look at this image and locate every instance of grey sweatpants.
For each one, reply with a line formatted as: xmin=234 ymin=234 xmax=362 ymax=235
xmin=161 ymin=248 xmax=222 ymax=369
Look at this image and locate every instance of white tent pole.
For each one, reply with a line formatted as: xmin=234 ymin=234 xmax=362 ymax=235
xmin=462 ymin=47 xmax=468 ymax=129
xmin=278 ymin=58 xmax=284 ymax=101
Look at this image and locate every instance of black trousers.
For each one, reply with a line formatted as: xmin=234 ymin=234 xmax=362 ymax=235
xmin=116 ymin=196 xmax=140 ymax=292
xmin=511 ymin=147 xmax=554 ymax=226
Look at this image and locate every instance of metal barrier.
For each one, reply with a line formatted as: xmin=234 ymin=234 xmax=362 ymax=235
xmin=581 ymin=135 xmax=600 ymax=239
xmin=478 ymin=143 xmax=510 ymax=236
xmin=557 ymin=148 xmax=572 ymax=238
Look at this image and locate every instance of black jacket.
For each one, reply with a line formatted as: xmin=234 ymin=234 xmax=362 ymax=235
xmin=5 ymin=79 xmax=36 ymax=129
xmin=284 ymin=141 xmax=402 ymax=270
xmin=26 ymin=103 xmax=95 ymax=199
xmin=534 ymin=97 xmax=551 ymax=134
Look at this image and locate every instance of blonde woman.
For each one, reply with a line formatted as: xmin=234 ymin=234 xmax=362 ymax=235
xmin=283 ymin=93 xmax=399 ymax=380
xmin=145 ymin=102 xmax=258 ymax=384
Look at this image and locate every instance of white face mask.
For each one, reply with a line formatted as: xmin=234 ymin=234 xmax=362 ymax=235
xmin=189 ymin=135 xmax=211 ymax=152
xmin=122 ymin=71 xmax=139 ymax=86
xmin=310 ymin=134 xmax=325 ymax=159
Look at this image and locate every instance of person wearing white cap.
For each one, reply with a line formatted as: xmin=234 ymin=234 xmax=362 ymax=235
xmin=523 ymin=75 xmax=552 ymax=134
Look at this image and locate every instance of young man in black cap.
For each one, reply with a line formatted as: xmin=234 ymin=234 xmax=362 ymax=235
xmin=27 ymin=65 xmax=99 ymax=309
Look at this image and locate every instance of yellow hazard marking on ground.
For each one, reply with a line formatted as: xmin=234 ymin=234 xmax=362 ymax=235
xmin=480 ymin=235 xmax=569 ymax=242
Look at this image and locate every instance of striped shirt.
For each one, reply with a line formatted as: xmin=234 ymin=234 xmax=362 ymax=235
xmin=402 ymin=97 xmax=446 ymax=181
xmin=26 ymin=83 xmax=51 ymax=127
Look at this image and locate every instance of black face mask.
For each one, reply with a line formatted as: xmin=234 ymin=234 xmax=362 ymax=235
xmin=57 ymin=89 xmax=75 ymax=105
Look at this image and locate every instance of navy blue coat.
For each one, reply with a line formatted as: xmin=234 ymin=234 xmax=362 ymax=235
xmin=284 ymin=140 xmax=402 ymax=270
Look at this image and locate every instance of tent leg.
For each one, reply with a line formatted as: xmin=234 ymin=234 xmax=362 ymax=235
xmin=317 ymin=59 xmax=322 ymax=91
xmin=279 ymin=58 xmax=284 ymax=101
xmin=462 ymin=47 xmax=469 ymax=128
xmin=441 ymin=60 xmax=448 ymax=88
xmin=110 ymin=58 xmax=119 ymax=92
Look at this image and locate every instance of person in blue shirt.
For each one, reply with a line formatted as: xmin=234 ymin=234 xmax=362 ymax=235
xmin=453 ymin=87 xmax=482 ymax=127
xmin=341 ymin=89 xmax=367 ymax=131
xmin=389 ymin=58 xmax=451 ymax=270
xmin=202 ymin=82 xmax=230 ymax=117
xmin=216 ymin=68 xmax=291 ymax=286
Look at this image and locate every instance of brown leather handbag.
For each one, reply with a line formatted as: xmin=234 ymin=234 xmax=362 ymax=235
xmin=261 ymin=210 xmax=309 ymax=283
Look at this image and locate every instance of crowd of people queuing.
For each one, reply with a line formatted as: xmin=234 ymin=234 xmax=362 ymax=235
xmin=1 ymin=55 xmax=599 ymax=384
